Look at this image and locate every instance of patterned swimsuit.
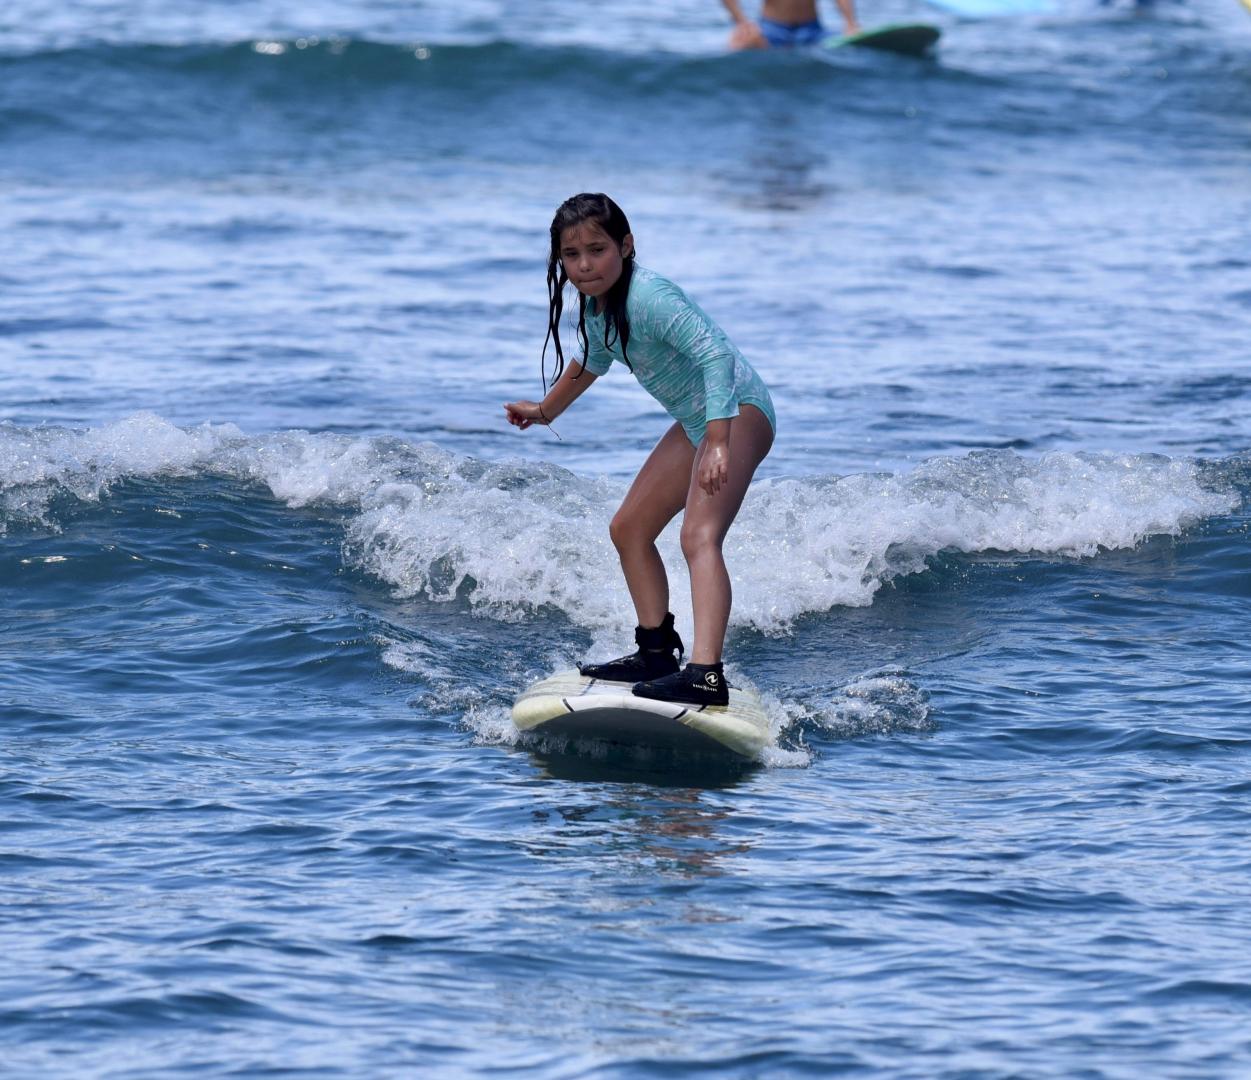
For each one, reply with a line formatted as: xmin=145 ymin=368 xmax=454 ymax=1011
xmin=580 ymin=265 xmax=776 ymax=448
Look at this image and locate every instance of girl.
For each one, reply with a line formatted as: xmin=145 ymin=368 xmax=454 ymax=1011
xmin=504 ymin=194 xmax=775 ymax=707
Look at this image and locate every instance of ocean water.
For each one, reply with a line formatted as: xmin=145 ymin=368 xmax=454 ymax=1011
xmin=3 ymin=0 xmax=1251 ymax=1075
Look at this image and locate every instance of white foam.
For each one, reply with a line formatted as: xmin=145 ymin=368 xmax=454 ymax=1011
xmin=257 ymin=442 xmax=1238 ymax=646
xmin=2 ymin=417 xmax=1238 ymax=633
xmin=0 ymin=413 xmax=241 ymax=532
xmin=772 ymin=673 xmax=934 ymax=739
xmin=725 ymin=449 xmax=1237 ymax=632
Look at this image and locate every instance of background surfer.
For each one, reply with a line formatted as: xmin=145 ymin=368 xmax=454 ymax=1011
xmin=504 ymin=194 xmax=776 ymax=708
xmin=721 ymin=0 xmax=862 ymax=47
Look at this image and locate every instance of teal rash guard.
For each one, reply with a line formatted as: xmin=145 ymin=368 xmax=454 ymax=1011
xmin=580 ymin=265 xmax=776 ymax=448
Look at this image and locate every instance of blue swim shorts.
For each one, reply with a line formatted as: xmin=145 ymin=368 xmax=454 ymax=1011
xmin=758 ymin=17 xmax=829 ymax=47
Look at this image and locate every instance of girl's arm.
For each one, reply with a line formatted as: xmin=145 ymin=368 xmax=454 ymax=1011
xmin=646 ymin=288 xmax=741 ymax=494
xmin=721 ymin=0 xmax=768 ymax=48
xmin=832 ymin=0 xmax=861 ymax=34
xmin=504 ymin=361 xmax=598 ymax=430
xmin=698 ymin=418 xmax=733 ymax=496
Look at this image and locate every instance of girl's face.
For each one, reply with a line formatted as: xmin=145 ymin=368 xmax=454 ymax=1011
xmin=559 ymin=221 xmax=633 ymax=300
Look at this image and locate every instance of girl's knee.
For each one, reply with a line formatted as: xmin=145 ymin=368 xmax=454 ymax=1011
xmin=608 ymin=513 xmax=629 ymax=551
xmin=680 ymin=522 xmax=722 ymax=561
xmin=610 ymin=512 xmax=653 ymax=552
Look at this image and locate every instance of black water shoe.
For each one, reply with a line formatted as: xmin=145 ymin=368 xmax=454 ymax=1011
xmin=579 ymin=612 xmax=684 ymax=683
xmin=633 ymin=661 xmax=729 ymax=708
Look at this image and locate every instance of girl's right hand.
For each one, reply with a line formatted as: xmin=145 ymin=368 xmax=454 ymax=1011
xmin=729 ymin=19 xmax=768 ymax=49
xmin=504 ymin=401 xmax=546 ymax=430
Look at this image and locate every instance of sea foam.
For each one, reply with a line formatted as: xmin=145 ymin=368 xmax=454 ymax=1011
xmin=1 ymin=415 xmax=1238 ymax=637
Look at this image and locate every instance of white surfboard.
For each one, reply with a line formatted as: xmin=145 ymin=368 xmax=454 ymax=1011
xmin=511 ymin=669 xmax=770 ymax=760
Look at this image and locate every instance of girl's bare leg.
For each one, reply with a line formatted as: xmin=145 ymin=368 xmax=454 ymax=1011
xmin=609 ymin=422 xmax=696 ymax=628
xmin=680 ymin=405 xmax=774 ymax=664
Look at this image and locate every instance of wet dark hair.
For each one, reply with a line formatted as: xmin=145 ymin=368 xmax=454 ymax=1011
xmin=543 ymin=192 xmax=635 ymax=388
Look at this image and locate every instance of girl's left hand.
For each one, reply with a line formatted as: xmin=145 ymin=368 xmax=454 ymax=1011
xmin=698 ymin=443 xmax=730 ymax=496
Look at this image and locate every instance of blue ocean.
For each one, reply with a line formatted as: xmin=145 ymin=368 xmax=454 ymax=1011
xmin=3 ymin=0 xmax=1251 ymax=1074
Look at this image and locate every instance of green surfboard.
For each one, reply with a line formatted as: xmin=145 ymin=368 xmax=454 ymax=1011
xmin=825 ymin=23 xmax=941 ymax=57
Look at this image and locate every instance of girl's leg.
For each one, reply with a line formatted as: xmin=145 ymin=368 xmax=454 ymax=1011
xmin=609 ymin=422 xmax=696 ymax=627
xmin=680 ymin=405 xmax=774 ymax=664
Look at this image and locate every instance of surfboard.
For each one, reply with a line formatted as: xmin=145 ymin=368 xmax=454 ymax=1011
xmin=511 ymin=669 xmax=770 ymax=760
xmin=825 ymin=23 xmax=941 ymax=57
xmin=921 ymin=0 xmax=1049 ymax=17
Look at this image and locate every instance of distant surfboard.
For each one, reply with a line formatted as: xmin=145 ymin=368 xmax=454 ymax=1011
xmin=511 ymin=669 xmax=770 ymax=760
xmin=825 ymin=23 xmax=942 ymax=57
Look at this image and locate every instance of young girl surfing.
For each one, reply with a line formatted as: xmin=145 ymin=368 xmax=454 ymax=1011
xmin=504 ymin=193 xmax=775 ymax=707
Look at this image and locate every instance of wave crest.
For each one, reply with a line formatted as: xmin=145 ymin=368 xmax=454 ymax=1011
xmin=1 ymin=415 xmax=1238 ymax=634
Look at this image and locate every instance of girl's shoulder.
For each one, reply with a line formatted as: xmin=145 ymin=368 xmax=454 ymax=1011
xmin=627 ymin=265 xmax=689 ymax=318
